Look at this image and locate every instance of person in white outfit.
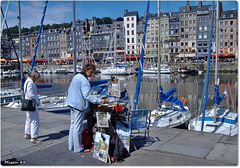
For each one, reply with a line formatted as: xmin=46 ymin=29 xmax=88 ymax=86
xmin=24 ymin=68 xmax=41 ymax=144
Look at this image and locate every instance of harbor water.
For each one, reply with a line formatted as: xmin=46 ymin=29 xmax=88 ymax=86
xmin=1 ymin=70 xmax=238 ymax=119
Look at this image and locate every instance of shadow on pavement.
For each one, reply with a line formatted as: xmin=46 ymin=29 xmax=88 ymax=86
xmin=38 ymin=130 xmax=69 ymax=142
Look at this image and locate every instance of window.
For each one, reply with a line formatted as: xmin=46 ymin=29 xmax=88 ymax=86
xmin=127 ymin=18 xmax=129 ymax=21
xmin=199 ymin=35 xmax=202 ymax=39
xmin=204 ymin=26 xmax=207 ymax=30
xmin=132 ymin=17 xmax=134 ymax=21
xmin=230 ymin=14 xmax=234 ymax=17
xmin=199 ymin=26 xmax=202 ymax=31
xmin=127 ymin=24 xmax=129 ymax=28
xmin=132 ymin=23 xmax=134 ymax=28
xmin=230 ymin=35 xmax=233 ymax=40
xmin=127 ymin=31 xmax=129 ymax=35
xmin=132 ymin=30 xmax=134 ymax=35
xmin=225 ymin=35 xmax=228 ymax=40
xmin=204 ymin=34 xmax=207 ymax=39
xmin=230 ymin=21 xmax=234 ymax=25
xmin=225 ymin=21 xmax=228 ymax=26
xmin=220 ymin=21 xmax=223 ymax=26
xmin=185 ymin=21 xmax=188 ymax=26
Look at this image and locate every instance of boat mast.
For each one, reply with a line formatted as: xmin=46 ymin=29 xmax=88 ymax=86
xmin=18 ymin=0 xmax=24 ymax=98
xmin=214 ymin=0 xmax=220 ymax=122
xmin=201 ymin=1 xmax=215 ymax=131
xmin=114 ymin=27 xmax=117 ymax=64
xmin=73 ymin=1 xmax=77 ymax=75
xmin=133 ymin=0 xmax=150 ymax=110
xmin=157 ymin=0 xmax=161 ymax=110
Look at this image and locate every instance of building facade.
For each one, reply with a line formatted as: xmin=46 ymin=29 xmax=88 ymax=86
xmin=1 ymin=1 xmax=238 ymax=62
xmin=124 ymin=9 xmax=139 ymax=56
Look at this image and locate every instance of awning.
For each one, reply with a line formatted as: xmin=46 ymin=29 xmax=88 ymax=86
xmin=0 ymin=59 xmax=5 ymax=61
xmin=56 ymin=58 xmax=73 ymax=62
xmin=118 ymin=55 xmax=141 ymax=59
xmin=211 ymin=53 xmax=235 ymax=57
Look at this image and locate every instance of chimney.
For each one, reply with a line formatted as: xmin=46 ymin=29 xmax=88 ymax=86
xmin=124 ymin=9 xmax=128 ymax=14
xmin=169 ymin=10 xmax=172 ymax=17
xmin=92 ymin=16 xmax=96 ymax=26
xmin=219 ymin=1 xmax=223 ymax=15
xmin=84 ymin=18 xmax=89 ymax=32
xmin=187 ymin=1 xmax=190 ymax=11
xmin=198 ymin=1 xmax=202 ymax=8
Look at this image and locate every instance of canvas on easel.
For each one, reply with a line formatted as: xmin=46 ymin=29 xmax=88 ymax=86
xmin=93 ymin=132 xmax=110 ymax=163
xmin=108 ymin=78 xmax=121 ymax=98
xmin=96 ymin=111 xmax=110 ymax=128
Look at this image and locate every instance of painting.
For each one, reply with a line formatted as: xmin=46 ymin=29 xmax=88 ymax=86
xmin=116 ymin=121 xmax=131 ymax=153
xmin=93 ymin=132 xmax=110 ymax=163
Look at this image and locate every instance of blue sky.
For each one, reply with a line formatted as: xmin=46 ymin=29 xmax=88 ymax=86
xmin=1 ymin=0 xmax=238 ymax=29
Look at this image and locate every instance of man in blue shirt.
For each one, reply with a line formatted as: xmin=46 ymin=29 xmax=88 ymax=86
xmin=66 ymin=63 xmax=107 ymax=153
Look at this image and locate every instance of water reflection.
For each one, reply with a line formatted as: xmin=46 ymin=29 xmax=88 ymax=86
xmin=1 ymin=72 xmax=237 ymax=116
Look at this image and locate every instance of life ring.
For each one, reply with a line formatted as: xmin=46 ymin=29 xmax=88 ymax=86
xmin=179 ymin=97 xmax=186 ymax=105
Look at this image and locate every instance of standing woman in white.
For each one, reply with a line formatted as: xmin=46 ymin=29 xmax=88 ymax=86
xmin=24 ymin=68 xmax=41 ymax=144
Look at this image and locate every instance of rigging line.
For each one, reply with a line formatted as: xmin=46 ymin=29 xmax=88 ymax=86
xmin=30 ymin=0 xmax=48 ymax=71
xmin=1 ymin=0 xmax=10 ymax=30
xmin=97 ymin=0 xmax=105 ymax=24
xmin=26 ymin=1 xmax=38 ymax=27
xmin=1 ymin=7 xmax=20 ymax=64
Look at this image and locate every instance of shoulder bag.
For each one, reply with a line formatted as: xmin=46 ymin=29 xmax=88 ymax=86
xmin=20 ymin=81 xmax=36 ymax=112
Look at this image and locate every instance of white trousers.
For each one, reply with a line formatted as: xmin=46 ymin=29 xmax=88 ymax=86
xmin=68 ymin=108 xmax=85 ymax=153
xmin=24 ymin=110 xmax=39 ymax=139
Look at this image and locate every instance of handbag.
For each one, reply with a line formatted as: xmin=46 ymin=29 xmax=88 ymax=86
xmin=21 ymin=82 xmax=36 ymax=112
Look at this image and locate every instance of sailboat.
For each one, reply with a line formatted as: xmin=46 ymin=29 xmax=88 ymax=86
xmin=188 ymin=1 xmax=238 ymax=136
xmin=100 ymin=28 xmax=133 ymax=75
xmin=149 ymin=0 xmax=191 ymax=128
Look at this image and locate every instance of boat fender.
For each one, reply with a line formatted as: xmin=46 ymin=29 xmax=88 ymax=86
xmin=179 ymin=97 xmax=186 ymax=105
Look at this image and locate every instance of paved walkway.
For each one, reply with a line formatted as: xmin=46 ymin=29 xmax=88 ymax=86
xmin=1 ymin=107 xmax=238 ymax=166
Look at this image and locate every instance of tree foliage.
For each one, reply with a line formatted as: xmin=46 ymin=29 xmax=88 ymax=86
xmin=96 ymin=17 xmax=113 ymax=25
xmin=2 ymin=17 xmax=113 ymax=37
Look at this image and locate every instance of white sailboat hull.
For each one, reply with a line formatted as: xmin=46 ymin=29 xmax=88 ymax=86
xmin=143 ymin=67 xmax=173 ymax=74
xmin=188 ymin=108 xmax=238 ymax=136
xmin=150 ymin=105 xmax=191 ymax=128
xmin=101 ymin=67 xmax=130 ymax=75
